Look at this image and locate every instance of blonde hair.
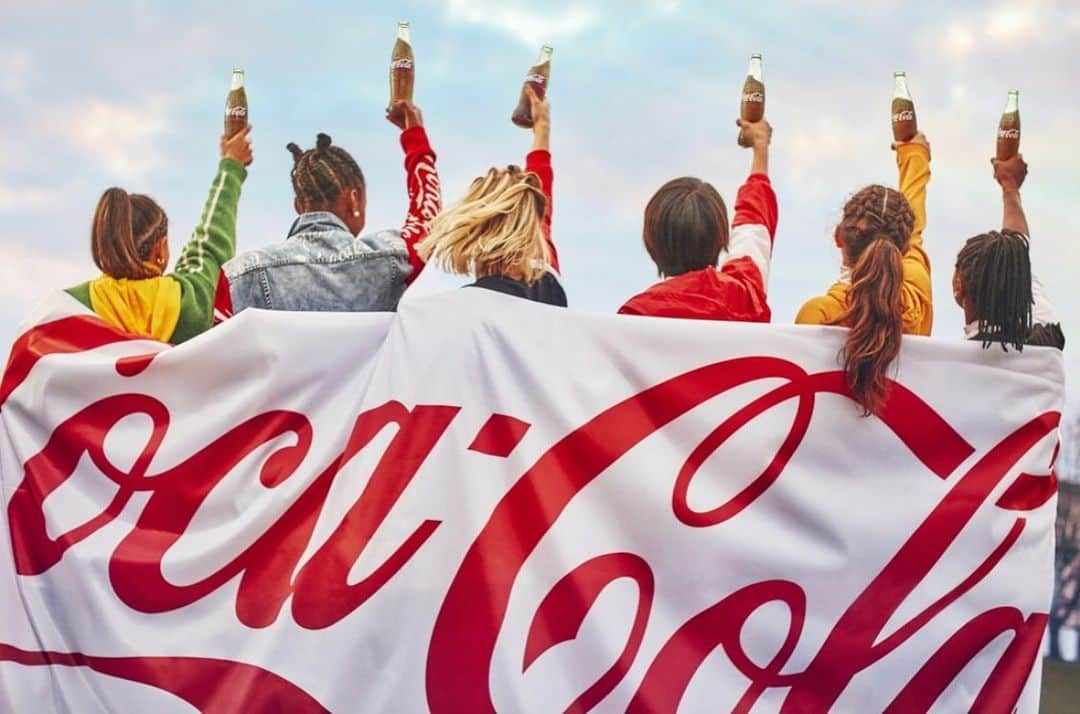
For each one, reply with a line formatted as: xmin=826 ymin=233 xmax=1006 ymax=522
xmin=417 ymin=165 xmax=549 ymax=284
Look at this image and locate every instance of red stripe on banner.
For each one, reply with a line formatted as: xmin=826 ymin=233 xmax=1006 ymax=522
xmin=0 ymin=315 xmax=147 ymax=409
xmin=0 ymin=643 xmax=328 ymax=713
xmin=468 ymin=413 xmax=531 ymax=457
xmin=995 ymin=471 xmax=1058 ymax=511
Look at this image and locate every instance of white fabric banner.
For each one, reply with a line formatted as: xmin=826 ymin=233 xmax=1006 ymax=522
xmin=0 ymin=290 xmax=1064 ymax=713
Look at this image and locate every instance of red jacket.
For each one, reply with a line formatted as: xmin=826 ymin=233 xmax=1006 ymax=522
xmin=619 ymin=174 xmax=778 ymax=322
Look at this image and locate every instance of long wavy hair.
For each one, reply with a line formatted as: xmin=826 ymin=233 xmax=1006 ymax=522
xmin=417 ymin=165 xmax=548 ymax=283
xmin=832 ymin=185 xmax=915 ymax=416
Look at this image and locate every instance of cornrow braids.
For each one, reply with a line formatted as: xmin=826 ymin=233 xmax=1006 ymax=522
xmin=287 ymin=133 xmax=366 ymax=210
xmin=833 ymin=184 xmax=915 ymax=416
xmin=956 ymin=230 xmax=1033 ymax=352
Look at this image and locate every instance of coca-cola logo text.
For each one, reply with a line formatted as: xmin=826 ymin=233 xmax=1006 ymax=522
xmin=4 ymin=353 xmax=1056 ymax=712
xmin=998 ymin=128 xmax=1020 ymax=139
xmin=391 ymin=58 xmax=413 ymax=70
xmin=893 ymin=109 xmax=915 ymax=122
xmin=742 ymin=91 xmax=764 ymax=103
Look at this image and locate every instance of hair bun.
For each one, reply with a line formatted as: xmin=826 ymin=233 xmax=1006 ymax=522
xmin=286 ymin=142 xmax=304 ymax=163
xmin=316 ymin=133 xmax=333 ymax=150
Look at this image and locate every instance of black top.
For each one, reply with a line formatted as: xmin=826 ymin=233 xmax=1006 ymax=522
xmin=972 ymin=322 xmax=1066 ymax=351
xmin=467 ymin=273 xmax=568 ymax=307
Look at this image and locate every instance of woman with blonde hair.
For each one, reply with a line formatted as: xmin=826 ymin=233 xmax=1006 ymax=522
xmin=418 ymin=88 xmax=565 ymax=306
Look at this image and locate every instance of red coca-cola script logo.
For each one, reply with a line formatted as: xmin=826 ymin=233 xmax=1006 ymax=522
xmin=0 ymin=319 xmax=1059 ymax=711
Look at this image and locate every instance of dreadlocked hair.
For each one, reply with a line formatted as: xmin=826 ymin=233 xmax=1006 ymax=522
xmin=955 ymin=230 xmax=1032 ymax=352
xmin=416 ymin=165 xmax=549 ymax=284
xmin=90 ymin=188 xmax=168 ymax=280
xmin=286 ymin=133 xmax=365 ymax=210
xmin=833 ymin=184 xmax=915 ymax=416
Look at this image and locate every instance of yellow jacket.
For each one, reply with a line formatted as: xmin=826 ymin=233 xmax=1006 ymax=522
xmin=795 ymin=143 xmax=932 ymax=335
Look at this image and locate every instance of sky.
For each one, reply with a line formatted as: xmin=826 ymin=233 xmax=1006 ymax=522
xmin=1 ymin=0 xmax=1078 ymax=468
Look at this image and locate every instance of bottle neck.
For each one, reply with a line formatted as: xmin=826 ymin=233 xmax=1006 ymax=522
xmin=230 ymin=72 xmax=244 ymax=91
xmin=748 ymin=56 xmax=763 ymax=81
xmin=1004 ymin=91 xmax=1019 ymax=114
xmin=893 ymin=75 xmax=911 ymax=99
xmin=397 ymin=23 xmax=411 ymax=43
xmin=537 ymin=45 xmax=553 ymax=65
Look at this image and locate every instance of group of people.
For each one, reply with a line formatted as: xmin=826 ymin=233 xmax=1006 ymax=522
xmin=69 ymin=89 xmax=1064 ymax=416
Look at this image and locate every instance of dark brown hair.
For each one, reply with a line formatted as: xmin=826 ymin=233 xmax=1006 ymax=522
xmin=834 ymin=185 xmax=915 ymax=416
xmin=91 ymin=188 xmax=168 ymax=280
xmin=642 ymin=177 xmax=729 ymax=277
xmin=286 ymin=133 xmax=365 ymax=210
xmin=955 ymin=230 xmax=1032 ymax=352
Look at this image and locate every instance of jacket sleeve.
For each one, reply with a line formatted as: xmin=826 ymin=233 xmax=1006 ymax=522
xmin=896 ymin=142 xmax=933 ymax=335
xmin=526 ymin=149 xmax=558 ymax=273
xmin=726 ymin=173 xmax=778 ymax=285
xmin=400 ymin=127 xmax=441 ymax=285
xmin=169 ymin=158 xmax=246 ymax=343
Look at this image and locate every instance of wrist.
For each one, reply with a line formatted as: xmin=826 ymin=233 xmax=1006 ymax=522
xmin=1000 ymin=184 xmax=1022 ymax=196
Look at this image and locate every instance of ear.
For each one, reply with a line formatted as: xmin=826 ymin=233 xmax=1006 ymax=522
xmin=294 ymin=197 xmax=304 ymax=215
xmin=952 ymin=270 xmax=964 ymax=307
xmin=150 ymin=237 xmax=169 ymax=274
xmin=833 ymin=225 xmax=842 ymax=249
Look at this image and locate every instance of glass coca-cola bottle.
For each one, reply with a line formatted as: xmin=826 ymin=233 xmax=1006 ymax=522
xmin=891 ymin=71 xmax=917 ymax=142
xmin=224 ymin=69 xmax=248 ymax=138
xmin=996 ymin=90 xmax=1020 ymax=161
xmin=387 ymin=21 xmax=415 ymax=128
xmin=738 ymin=54 xmax=764 ymax=147
xmin=511 ymin=45 xmax=553 ymax=128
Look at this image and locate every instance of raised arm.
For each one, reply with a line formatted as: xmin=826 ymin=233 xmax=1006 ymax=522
xmin=170 ymin=127 xmax=251 ymax=342
xmin=993 ymin=154 xmax=1059 ymax=334
xmin=392 ymin=101 xmax=442 ymax=286
xmin=893 ymin=132 xmax=933 ymax=334
xmin=993 ymin=154 xmax=1030 ymax=236
xmin=726 ymin=118 xmax=776 ymax=284
xmin=894 ymin=133 xmax=931 ymax=251
xmin=523 ymin=86 xmax=557 ymax=272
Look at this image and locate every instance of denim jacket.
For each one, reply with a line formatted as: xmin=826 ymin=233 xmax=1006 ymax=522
xmin=223 ymin=212 xmax=414 ymax=312
xmin=219 ymin=127 xmax=440 ymax=315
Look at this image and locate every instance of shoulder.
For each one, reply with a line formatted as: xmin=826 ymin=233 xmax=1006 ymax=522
xmin=223 ymin=242 xmax=293 ymax=278
xmin=795 ymin=293 xmax=841 ymax=325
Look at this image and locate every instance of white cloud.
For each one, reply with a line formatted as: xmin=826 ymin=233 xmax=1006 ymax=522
xmin=0 ymin=48 xmax=32 ymax=94
xmin=943 ymin=23 xmax=976 ymax=60
xmin=0 ymin=241 xmax=87 ymax=306
xmin=0 ymin=184 xmax=57 ymax=209
xmin=445 ymin=0 xmax=597 ymax=46
xmin=985 ymin=4 xmax=1040 ymax=42
xmin=61 ymin=97 xmax=170 ymax=180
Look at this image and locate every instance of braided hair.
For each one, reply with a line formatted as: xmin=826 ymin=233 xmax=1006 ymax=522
xmin=955 ymin=230 xmax=1032 ymax=352
xmin=833 ymin=184 xmax=915 ymax=416
xmin=286 ymin=133 xmax=365 ymax=210
xmin=91 ymin=188 xmax=168 ymax=280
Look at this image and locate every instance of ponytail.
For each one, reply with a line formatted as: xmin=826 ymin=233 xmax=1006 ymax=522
xmin=833 ymin=184 xmax=914 ymax=416
xmin=90 ymin=188 xmax=167 ymax=280
xmin=838 ymin=237 xmax=904 ymax=415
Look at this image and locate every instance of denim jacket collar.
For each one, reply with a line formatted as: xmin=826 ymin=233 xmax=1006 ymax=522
xmin=288 ymin=211 xmax=351 ymax=239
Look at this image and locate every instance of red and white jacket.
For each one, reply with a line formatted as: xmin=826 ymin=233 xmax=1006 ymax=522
xmin=618 ymin=174 xmax=778 ymax=322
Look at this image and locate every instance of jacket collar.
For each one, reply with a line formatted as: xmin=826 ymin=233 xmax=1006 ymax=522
xmin=287 ymin=211 xmax=351 ymax=239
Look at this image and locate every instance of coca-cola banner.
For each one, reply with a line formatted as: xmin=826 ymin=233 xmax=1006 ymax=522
xmin=0 ymin=290 xmax=1063 ymax=712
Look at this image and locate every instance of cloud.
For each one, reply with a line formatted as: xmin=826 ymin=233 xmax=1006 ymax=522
xmin=943 ymin=23 xmax=976 ymax=60
xmin=0 ymin=48 xmax=32 ymax=95
xmin=60 ymin=97 xmax=171 ymax=180
xmin=0 ymin=241 xmax=87 ymax=306
xmin=985 ymin=4 xmax=1040 ymax=42
xmin=445 ymin=0 xmax=597 ymax=46
xmin=0 ymin=184 xmax=57 ymax=209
